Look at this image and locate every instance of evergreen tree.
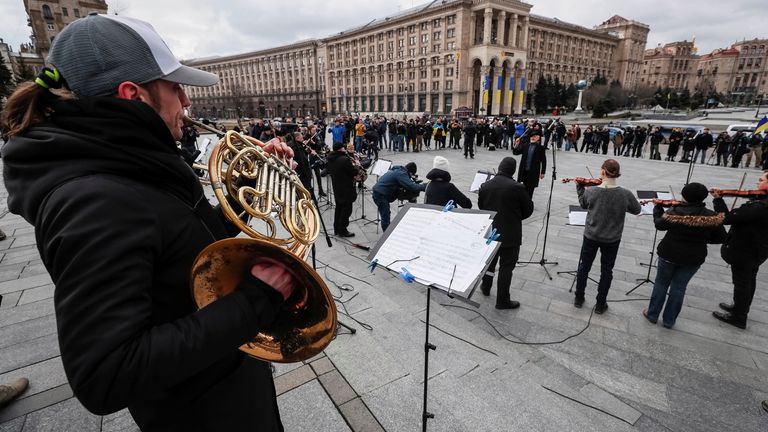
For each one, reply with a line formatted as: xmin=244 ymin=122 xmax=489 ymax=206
xmin=0 ymin=60 xmax=14 ymax=100
xmin=533 ymin=75 xmax=549 ymax=112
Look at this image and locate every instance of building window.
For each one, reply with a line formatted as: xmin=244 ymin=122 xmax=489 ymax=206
xmin=445 ymin=80 xmax=453 ymax=90
xmin=42 ymin=5 xmax=54 ymax=20
xmin=447 ymin=15 xmax=456 ymax=25
xmin=447 ymin=28 xmax=455 ymax=38
xmin=74 ymin=8 xmax=80 ymax=18
xmin=62 ymin=7 xmax=68 ymax=16
xmin=433 ymin=31 xmax=441 ymax=40
xmin=47 ymin=23 xmax=55 ymax=30
xmin=433 ymin=18 xmax=442 ymax=27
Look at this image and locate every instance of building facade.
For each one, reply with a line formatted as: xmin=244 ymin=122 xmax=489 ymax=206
xmin=185 ymin=1 xmax=649 ymax=117
xmin=185 ymin=40 xmax=327 ymax=119
xmin=639 ymin=41 xmax=698 ymax=91
xmin=696 ymin=39 xmax=768 ymax=103
xmin=23 ymin=0 xmax=108 ymax=57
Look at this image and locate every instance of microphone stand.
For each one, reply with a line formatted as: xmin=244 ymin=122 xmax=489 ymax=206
xmin=518 ymin=143 xmax=559 ymax=279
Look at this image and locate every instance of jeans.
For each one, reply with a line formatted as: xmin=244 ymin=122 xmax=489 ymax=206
xmin=575 ymin=236 xmax=621 ymax=305
xmin=397 ymin=134 xmax=406 ymax=151
xmin=354 ymin=136 xmax=364 ymax=153
xmin=373 ymin=192 xmax=391 ymax=232
xmin=482 ymin=244 xmax=520 ymax=305
xmin=647 ymin=257 xmax=700 ymax=327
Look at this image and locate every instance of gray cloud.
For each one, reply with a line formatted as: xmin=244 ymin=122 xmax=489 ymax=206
xmin=0 ymin=0 xmax=765 ymax=60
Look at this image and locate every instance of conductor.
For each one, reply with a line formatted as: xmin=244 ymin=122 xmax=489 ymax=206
xmin=513 ymin=131 xmax=547 ymax=197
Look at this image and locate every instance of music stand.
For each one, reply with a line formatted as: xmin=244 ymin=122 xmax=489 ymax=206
xmin=556 ymin=205 xmax=598 ymax=291
xmin=625 ymin=190 xmax=666 ymax=295
xmin=518 ymin=143 xmax=559 ymax=279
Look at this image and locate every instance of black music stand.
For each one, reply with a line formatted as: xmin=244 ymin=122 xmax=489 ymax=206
xmin=518 ymin=143 xmax=559 ymax=279
xmin=556 ymin=206 xmax=598 ymax=290
xmin=625 ymin=190 xmax=664 ymax=295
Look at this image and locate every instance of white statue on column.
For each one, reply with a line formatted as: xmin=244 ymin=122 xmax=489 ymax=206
xmin=574 ymin=79 xmax=587 ymax=112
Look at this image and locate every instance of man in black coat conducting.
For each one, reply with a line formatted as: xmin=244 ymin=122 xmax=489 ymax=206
xmin=326 ymin=142 xmax=359 ymax=237
xmin=478 ymin=157 xmax=534 ymax=309
xmin=513 ymin=131 xmax=547 ymax=198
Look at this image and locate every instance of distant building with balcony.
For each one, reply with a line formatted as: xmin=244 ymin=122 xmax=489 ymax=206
xmin=639 ymin=40 xmax=699 ymax=91
xmin=185 ymin=1 xmax=649 ymax=117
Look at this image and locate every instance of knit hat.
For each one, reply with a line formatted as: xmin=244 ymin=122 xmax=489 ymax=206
xmin=681 ymin=182 xmax=708 ymax=204
xmin=48 ymin=14 xmax=218 ymax=97
xmin=332 ymin=142 xmax=345 ymax=151
xmin=433 ymin=156 xmax=450 ymax=170
xmin=498 ymin=157 xmax=517 ymax=176
xmin=405 ymin=162 xmax=417 ymax=175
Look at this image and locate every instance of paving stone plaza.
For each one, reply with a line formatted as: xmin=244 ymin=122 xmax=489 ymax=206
xmin=1 ymin=126 xmax=768 ymax=431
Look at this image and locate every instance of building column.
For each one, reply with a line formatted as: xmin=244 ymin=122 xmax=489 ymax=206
xmin=521 ymin=17 xmax=530 ymax=50
xmin=480 ymin=65 xmax=491 ymax=115
xmin=491 ymin=72 xmax=504 ymax=115
xmin=483 ymin=8 xmax=493 ymax=45
xmin=511 ymin=14 xmax=519 ymax=48
xmin=468 ymin=11 xmax=476 ymax=46
xmin=504 ymin=71 xmax=514 ymax=114
xmin=497 ymin=11 xmax=506 ymax=46
xmin=513 ymin=69 xmax=526 ymax=115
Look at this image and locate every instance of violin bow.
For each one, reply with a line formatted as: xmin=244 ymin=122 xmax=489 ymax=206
xmin=730 ymin=172 xmax=747 ymax=211
xmin=669 ymin=185 xmax=676 ymax=200
xmin=586 ymin=166 xmax=595 ymax=179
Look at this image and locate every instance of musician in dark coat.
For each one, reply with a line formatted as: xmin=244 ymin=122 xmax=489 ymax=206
xmin=478 ymin=157 xmax=534 ymax=309
xmin=326 ymin=142 xmax=358 ymax=237
xmin=513 ymin=132 xmax=547 ymax=197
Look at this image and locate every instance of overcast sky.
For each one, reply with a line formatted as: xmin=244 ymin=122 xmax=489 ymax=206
xmin=0 ymin=0 xmax=765 ymax=60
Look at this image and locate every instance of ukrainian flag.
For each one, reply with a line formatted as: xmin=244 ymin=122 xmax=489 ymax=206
xmin=755 ymin=115 xmax=768 ymax=135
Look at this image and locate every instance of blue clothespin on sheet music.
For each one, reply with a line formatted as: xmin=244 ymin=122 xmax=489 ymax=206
xmin=485 ymin=228 xmax=499 ymax=245
xmin=442 ymin=200 xmax=455 ymax=212
xmin=368 ymin=259 xmax=378 ymax=273
xmin=400 ymin=267 xmax=416 ymax=283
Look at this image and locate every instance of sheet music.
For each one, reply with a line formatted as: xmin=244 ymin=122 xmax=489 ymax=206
xmin=639 ymin=191 xmax=674 ymax=215
xmin=195 ymin=137 xmax=213 ymax=163
xmin=371 ymin=159 xmax=392 ymax=177
xmin=568 ymin=211 xmax=587 ymax=226
xmin=371 ymin=207 xmax=498 ymax=295
xmin=470 ymin=171 xmax=494 ymax=193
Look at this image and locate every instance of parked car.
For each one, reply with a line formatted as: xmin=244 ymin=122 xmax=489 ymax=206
xmin=725 ymin=124 xmax=756 ymax=137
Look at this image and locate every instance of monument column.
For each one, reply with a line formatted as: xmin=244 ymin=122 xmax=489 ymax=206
xmin=483 ymin=8 xmax=493 ymax=45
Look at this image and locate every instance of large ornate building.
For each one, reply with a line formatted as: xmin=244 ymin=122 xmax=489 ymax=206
xmin=638 ymin=38 xmax=768 ymax=104
xmin=186 ymin=0 xmax=649 ymax=118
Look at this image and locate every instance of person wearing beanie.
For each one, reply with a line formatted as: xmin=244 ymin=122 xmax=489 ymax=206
xmin=327 ymin=141 xmax=359 ymax=237
xmin=371 ymin=161 xmax=426 ymax=231
xmin=573 ymin=159 xmax=642 ymax=314
xmin=711 ymin=171 xmax=768 ymax=329
xmin=478 ymin=157 xmax=534 ymax=309
xmin=513 ymin=132 xmax=547 ymax=198
xmin=425 ymin=156 xmax=472 ymax=208
xmin=642 ymin=183 xmax=726 ymax=329
xmin=1 ymin=14 xmax=293 ymax=430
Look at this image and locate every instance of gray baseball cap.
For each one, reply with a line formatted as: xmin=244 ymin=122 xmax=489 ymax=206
xmin=48 ymin=14 xmax=218 ymax=97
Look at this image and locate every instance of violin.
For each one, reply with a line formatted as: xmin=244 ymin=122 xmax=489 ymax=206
xmin=639 ymin=199 xmax=684 ymax=207
xmin=709 ymin=188 xmax=768 ymax=198
xmin=561 ymin=177 xmax=603 ymax=186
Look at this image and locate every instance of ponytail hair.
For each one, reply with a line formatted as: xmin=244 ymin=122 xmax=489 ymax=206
xmin=1 ymin=68 xmax=73 ymax=138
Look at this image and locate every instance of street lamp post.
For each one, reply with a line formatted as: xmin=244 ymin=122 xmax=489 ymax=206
xmin=755 ymin=95 xmax=763 ymax=118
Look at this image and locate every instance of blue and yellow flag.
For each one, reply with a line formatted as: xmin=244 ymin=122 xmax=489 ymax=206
xmin=755 ymin=115 xmax=768 ymax=135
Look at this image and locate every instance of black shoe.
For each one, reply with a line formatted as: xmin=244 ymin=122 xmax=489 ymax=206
xmin=642 ymin=308 xmax=657 ymax=324
xmin=712 ymin=311 xmax=746 ymax=329
xmin=0 ymin=230 xmax=6 ymax=241
xmin=335 ymin=231 xmax=355 ymax=238
xmin=762 ymin=400 xmax=768 ymax=413
xmin=718 ymin=302 xmax=734 ymax=312
xmin=574 ymin=296 xmax=585 ymax=308
xmin=594 ymin=303 xmax=608 ymax=314
xmin=480 ymin=285 xmax=491 ymax=296
xmin=495 ymin=300 xmax=520 ymax=310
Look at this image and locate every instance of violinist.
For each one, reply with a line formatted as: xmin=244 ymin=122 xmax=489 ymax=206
xmin=711 ymin=171 xmax=768 ymax=329
xmin=326 ymin=142 xmax=358 ymax=237
xmin=642 ymin=183 xmax=726 ymax=329
xmin=573 ymin=159 xmax=641 ymax=313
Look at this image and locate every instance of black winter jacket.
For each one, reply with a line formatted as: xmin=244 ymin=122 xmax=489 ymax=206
xmin=3 ymin=98 xmax=283 ymax=431
xmin=654 ymin=203 xmax=726 ymax=265
xmin=326 ymin=150 xmax=358 ymax=204
xmin=478 ymin=173 xmax=534 ymax=245
xmin=424 ymin=169 xmax=472 ymax=209
xmin=714 ymin=196 xmax=768 ymax=266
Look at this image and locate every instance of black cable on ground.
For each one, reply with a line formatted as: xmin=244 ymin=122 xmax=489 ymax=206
xmin=440 ymin=297 xmax=648 ymax=347
xmin=540 ymin=385 xmax=635 ymax=425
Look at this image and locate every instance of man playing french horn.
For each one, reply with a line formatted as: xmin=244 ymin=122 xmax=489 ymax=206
xmin=1 ymin=14 xmax=297 ymax=431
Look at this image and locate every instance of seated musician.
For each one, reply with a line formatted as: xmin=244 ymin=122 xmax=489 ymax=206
xmin=424 ymin=156 xmax=472 ymax=209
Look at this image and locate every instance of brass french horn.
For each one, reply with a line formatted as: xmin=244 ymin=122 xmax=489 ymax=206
xmin=186 ymin=117 xmax=337 ymax=363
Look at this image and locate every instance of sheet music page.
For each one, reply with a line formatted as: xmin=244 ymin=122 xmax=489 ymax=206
xmin=640 ymin=192 xmax=674 ymax=215
xmin=568 ymin=211 xmax=587 ymax=226
xmin=372 ymin=207 xmax=497 ymax=294
xmin=371 ymin=159 xmax=392 ymax=177
xmin=470 ymin=171 xmax=494 ymax=193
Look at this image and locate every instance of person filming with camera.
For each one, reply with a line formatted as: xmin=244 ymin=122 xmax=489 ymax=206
xmin=372 ymin=162 xmax=426 ymax=231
